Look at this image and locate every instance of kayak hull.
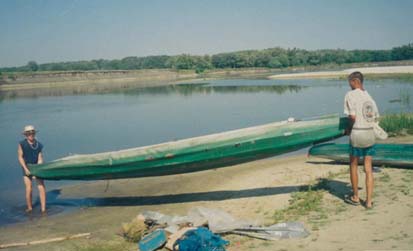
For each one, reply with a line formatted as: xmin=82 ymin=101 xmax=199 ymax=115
xmin=31 ymin=116 xmax=348 ymax=180
xmin=309 ymin=143 xmax=413 ymax=168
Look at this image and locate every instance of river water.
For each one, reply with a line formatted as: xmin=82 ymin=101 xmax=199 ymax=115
xmin=0 ymin=78 xmax=411 ymax=225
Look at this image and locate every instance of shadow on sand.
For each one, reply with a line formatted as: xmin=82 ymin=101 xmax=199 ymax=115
xmin=306 ymin=160 xmax=346 ymax=166
xmin=314 ymin=178 xmax=352 ymax=200
xmin=46 ymin=179 xmax=352 ymax=208
xmin=46 ymin=185 xmax=306 ymax=207
xmin=1 ymin=179 xmax=353 ymax=226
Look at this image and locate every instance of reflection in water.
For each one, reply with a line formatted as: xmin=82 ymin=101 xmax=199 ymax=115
xmin=124 ymin=84 xmax=305 ymax=96
xmin=0 ymin=83 xmax=305 ymax=100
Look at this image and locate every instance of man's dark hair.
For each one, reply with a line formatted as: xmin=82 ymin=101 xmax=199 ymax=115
xmin=348 ymin=71 xmax=364 ymax=83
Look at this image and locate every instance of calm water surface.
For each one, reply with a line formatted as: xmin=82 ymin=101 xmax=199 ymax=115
xmin=0 ymin=78 xmax=411 ymax=225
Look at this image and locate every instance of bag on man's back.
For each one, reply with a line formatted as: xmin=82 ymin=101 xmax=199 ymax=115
xmin=373 ymin=122 xmax=388 ymax=140
xmin=350 ymin=129 xmax=376 ymax=148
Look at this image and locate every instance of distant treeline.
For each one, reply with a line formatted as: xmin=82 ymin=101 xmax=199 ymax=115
xmin=1 ymin=43 xmax=412 ymax=74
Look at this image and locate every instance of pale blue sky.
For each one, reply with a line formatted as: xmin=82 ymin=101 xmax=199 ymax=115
xmin=0 ymin=0 xmax=412 ymax=67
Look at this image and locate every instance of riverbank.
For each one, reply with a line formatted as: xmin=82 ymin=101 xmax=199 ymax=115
xmin=2 ymin=68 xmax=413 ymax=101
xmin=0 ymin=68 xmax=277 ymax=99
xmin=0 ymin=68 xmax=274 ymax=90
xmin=2 ymin=60 xmax=413 ymax=95
xmin=0 ymin=136 xmax=412 ymax=251
xmin=268 ymin=65 xmax=413 ymax=80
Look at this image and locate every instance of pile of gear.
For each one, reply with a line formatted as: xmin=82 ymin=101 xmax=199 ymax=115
xmin=121 ymin=207 xmax=309 ymax=251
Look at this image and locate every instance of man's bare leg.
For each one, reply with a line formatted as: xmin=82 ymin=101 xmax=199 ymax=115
xmin=350 ymin=155 xmax=360 ymax=202
xmin=23 ymin=176 xmax=33 ymax=212
xmin=36 ymin=178 xmax=47 ymax=213
xmin=364 ymin=156 xmax=374 ymax=208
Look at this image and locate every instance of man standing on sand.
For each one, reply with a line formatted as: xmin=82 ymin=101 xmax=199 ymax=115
xmin=17 ymin=125 xmax=46 ymax=214
xmin=344 ymin=71 xmax=379 ymax=209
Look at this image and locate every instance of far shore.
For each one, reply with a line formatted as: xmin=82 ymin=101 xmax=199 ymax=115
xmin=0 ymin=68 xmax=274 ymax=99
xmin=1 ymin=60 xmax=413 ymax=93
xmin=1 ymin=63 xmax=413 ymax=100
xmin=0 ymin=68 xmax=274 ymax=92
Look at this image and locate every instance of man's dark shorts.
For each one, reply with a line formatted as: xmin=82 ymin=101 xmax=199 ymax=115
xmin=350 ymin=145 xmax=376 ymax=157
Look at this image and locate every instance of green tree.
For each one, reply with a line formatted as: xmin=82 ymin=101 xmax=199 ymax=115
xmin=120 ymin=57 xmax=139 ymax=70
xmin=391 ymin=43 xmax=413 ymax=60
xmin=140 ymin=55 xmax=170 ymax=69
xmin=289 ymin=49 xmax=308 ymax=66
xmin=92 ymin=59 xmax=107 ymax=70
xmin=173 ymin=54 xmax=196 ymax=69
xmin=277 ymin=54 xmax=290 ymax=67
xmin=211 ymin=53 xmax=244 ymax=68
xmin=1 ymin=43 xmax=412 ymax=73
xmin=194 ymin=55 xmax=212 ymax=73
xmin=27 ymin=61 xmax=38 ymax=71
xmin=254 ymin=52 xmax=271 ymax=67
xmin=268 ymin=58 xmax=282 ymax=68
xmin=307 ymin=51 xmax=321 ymax=65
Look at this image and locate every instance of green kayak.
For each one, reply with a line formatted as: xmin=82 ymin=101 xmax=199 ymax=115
xmin=309 ymin=143 xmax=413 ymax=168
xmin=31 ymin=115 xmax=348 ymax=180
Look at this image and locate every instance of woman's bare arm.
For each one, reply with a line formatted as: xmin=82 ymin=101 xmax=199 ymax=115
xmin=18 ymin=144 xmax=30 ymax=175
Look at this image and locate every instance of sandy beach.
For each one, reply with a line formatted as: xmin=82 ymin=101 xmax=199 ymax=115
xmin=0 ymin=136 xmax=412 ymax=251
xmin=268 ymin=65 xmax=413 ymax=79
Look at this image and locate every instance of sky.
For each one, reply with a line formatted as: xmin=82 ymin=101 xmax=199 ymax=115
xmin=0 ymin=0 xmax=412 ymax=67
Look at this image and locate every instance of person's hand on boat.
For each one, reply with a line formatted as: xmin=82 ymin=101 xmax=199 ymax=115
xmin=24 ymin=168 xmax=31 ymax=176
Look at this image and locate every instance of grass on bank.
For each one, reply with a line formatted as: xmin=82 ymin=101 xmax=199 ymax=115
xmin=337 ymin=73 xmax=413 ymax=83
xmin=273 ymin=187 xmax=325 ymax=224
xmin=272 ymin=171 xmax=341 ymax=227
xmin=380 ymin=113 xmax=413 ymax=136
xmin=365 ymin=73 xmax=413 ymax=83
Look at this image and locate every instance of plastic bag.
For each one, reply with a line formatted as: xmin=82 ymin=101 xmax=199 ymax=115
xmin=232 ymin=222 xmax=309 ymax=240
xmin=187 ymin=207 xmax=253 ymax=233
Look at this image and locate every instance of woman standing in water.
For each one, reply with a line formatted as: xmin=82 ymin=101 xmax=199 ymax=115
xmin=17 ymin=125 xmax=46 ymax=214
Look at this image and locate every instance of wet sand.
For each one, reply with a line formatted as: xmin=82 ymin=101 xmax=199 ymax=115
xmin=0 ymin=137 xmax=412 ymax=250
